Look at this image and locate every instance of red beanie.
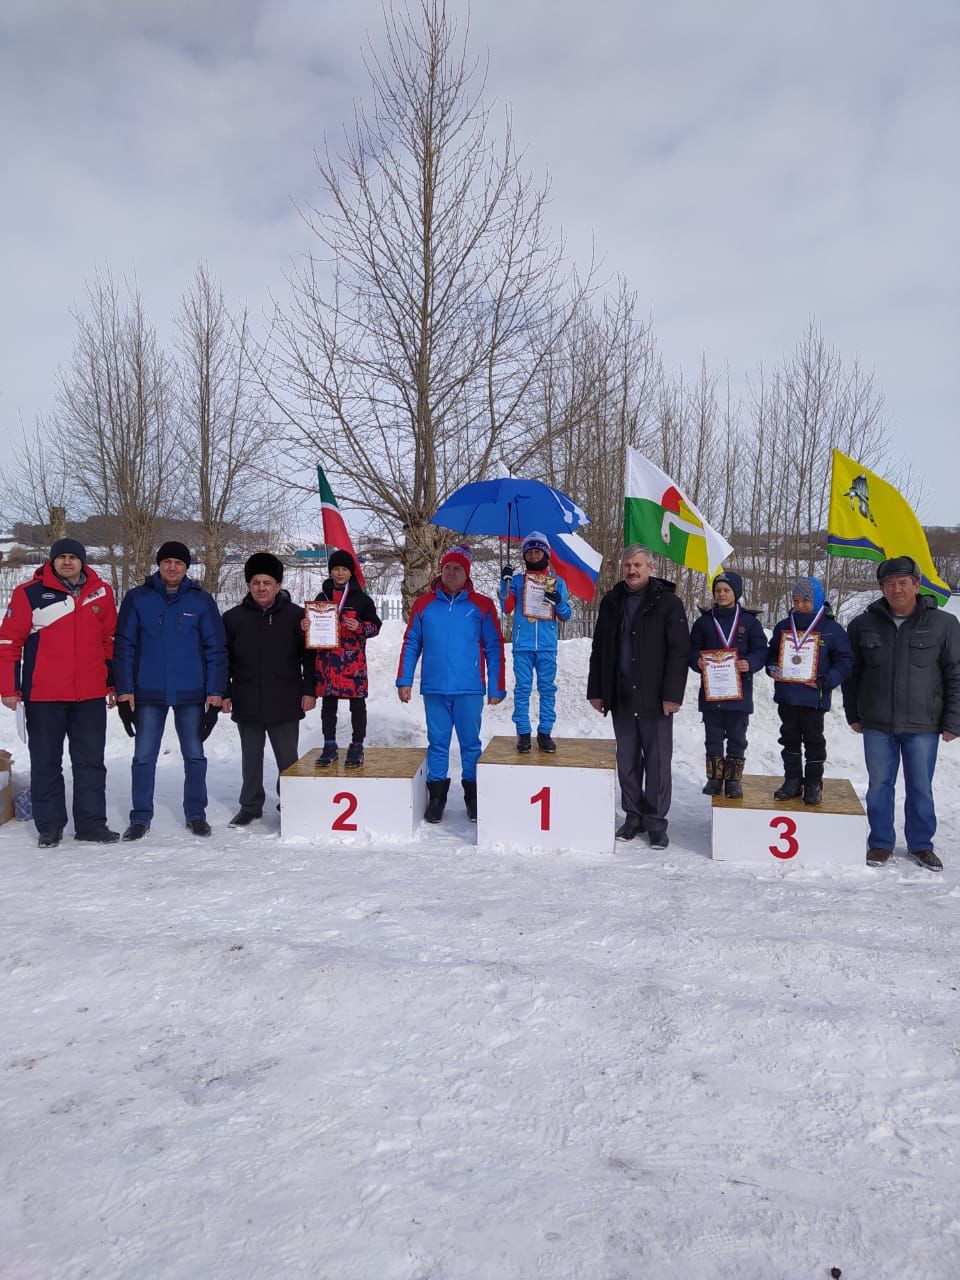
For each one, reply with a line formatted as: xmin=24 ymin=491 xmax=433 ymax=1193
xmin=440 ymin=544 xmax=472 ymax=575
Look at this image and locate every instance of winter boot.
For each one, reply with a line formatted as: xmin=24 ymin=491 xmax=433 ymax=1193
xmin=345 ymin=742 xmax=365 ymax=768
xmin=803 ymin=762 xmax=824 ymax=806
xmin=424 ymin=779 xmax=450 ymax=824
xmin=773 ymin=753 xmax=803 ymax=801
xmin=462 ymin=779 xmax=478 ymax=822
xmin=723 ymin=756 xmax=745 ymax=799
xmin=702 ymin=755 xmax=724 ymax=796
xmin=516 ymin=733 xmax=532 ymax=753
xmin=316 ymin=741 xmax=338 ymax=767
xmin=536 ymin=732 xmax=557 ymax=753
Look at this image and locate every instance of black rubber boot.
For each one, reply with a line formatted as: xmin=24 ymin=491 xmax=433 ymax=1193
xmin=774 ymin=753 xmax=803 ymax=801
xmin=803 ymin=761 xmax=824 ymax=806
xmin=424 ymin=779 xmax=450 ymax=824
xmin=702 ymin=755 xmax=724 ymax=796
xmin=723 ymin=756 xmax=745 ymax=799
xmin=462 ymin=779 xmax=477 ymax=822
xmin=516 ymin=733 xmax=532 ymax=753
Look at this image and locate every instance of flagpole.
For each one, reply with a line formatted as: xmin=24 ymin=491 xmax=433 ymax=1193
xmin=823 ymin=454 xmax=836 ymax=603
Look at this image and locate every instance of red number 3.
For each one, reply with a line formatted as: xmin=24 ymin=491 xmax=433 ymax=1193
xmin=332 ymin=791 xmax=358 ymax=831
xmin=768 ymin=815 xmax=799 ymax=859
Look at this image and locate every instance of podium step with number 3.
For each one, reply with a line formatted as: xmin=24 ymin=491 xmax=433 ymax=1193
xmin=711 ymin=775 xmax=866 ymax=868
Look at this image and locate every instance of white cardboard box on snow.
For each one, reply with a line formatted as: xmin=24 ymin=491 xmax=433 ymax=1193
xmin=280 ymin=747 xmax=427 ymax=841
xmin=477 ymin=735 xmax=617 ymax=854
xmin=711 ymin=775 xmax=867 ymax=868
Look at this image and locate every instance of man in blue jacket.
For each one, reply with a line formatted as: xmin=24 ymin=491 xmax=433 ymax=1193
xmin=396 ymin=545 xmax=506 ymax=824
xmin=113 ymin=542 xmax=228 ymax=840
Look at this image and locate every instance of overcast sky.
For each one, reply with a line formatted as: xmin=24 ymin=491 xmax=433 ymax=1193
xmin=1 ymin=0 xmax=957 ymax=524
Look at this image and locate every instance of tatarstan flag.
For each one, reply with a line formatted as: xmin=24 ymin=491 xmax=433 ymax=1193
xmin=623 ymin=447 xmax=732 ymax=579
xmin=317 ymin=465 xmax=365 ymax=587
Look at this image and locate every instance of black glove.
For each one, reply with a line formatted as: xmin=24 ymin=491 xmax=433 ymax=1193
xmin=544 ymin=588 xmax=561 ymax=604
xmin=116 ymin=700 xmax=135 ymax=737
xmin=201 ymin=705 xmax=220 ymax=741
xmin=500 ymin=564 xmax=515 ymax=582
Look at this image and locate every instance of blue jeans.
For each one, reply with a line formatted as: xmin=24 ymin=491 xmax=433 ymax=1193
xmin=422 ymin=693 xmax=484 ymax=782
xmin=511 ymin=650 xmax=558 ymax=735
xmin=862 ymin=729 xmax=939 ymax=853
xmin=131 ymin=703 xmax=207 ymax=825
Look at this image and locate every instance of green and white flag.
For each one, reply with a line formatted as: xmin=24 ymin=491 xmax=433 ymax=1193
xmin=624 ymin=447 xmax=732 ymax=578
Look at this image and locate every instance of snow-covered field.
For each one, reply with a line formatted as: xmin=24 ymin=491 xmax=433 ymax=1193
xmin=3 ymin=621 xmax=960 ymax=1280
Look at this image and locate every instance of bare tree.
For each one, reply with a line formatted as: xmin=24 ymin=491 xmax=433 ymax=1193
xmin=175 ymin=264 xmax=272 ymax=594
xmin=0 ymin=416 xmax=71 ymax=542
xmin=270 ymin=0 xmax=579 ymax=609
xmin=56 ymin=271 xmax=174 ymax=593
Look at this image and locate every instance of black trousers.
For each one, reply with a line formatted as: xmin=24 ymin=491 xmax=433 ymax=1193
xmin=236 ymin=720 xmax=301 ymax=816
xmin=320 ymin=696 xmax=367 ymax=743
xmin=25 ymin=698 xmax=107 ymax=835
xmin=702 ymin=708 xmax=749 ymax=758
xmin=777 ymin=704 xmax=826 ymax=772
xmin=611 ymin=708 xmax=674 ymax=837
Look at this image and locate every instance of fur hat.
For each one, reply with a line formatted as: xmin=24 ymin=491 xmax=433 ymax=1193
xmin=791 ymin=576 xmax=825 ymax=612
xmin=327 ymin=549 xmax=356 ymax=574
xmin=877 ymin=555 xmax=921 ymax=584
xmin=440 ymin=544 xmax=472 ymax=575
xmin=712 ymin=570 xmax=743 ymax=602
xmin=521 ymin=531 xmax=550 ymax=559
xmin=244 ymin=552 xmax=284 ymax=584
xmin=156 ymin=541 xmax=191 ymax=568
xmin=50 ymin=537 xmax=87 ymax=568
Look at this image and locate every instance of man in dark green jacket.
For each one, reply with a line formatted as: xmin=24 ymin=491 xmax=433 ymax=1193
xmin=843 ymin=556 xmax=960 ymax=872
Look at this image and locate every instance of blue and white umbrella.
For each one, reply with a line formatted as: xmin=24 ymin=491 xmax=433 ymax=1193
xmin=430 ymin=478 xmax=589 ymax=541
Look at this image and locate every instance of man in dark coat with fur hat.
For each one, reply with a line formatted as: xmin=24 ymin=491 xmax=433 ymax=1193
xmin=222 ymin=553 xmax=316 ymax=826
xmin=587 ymin=545 xmax=690 ymax=849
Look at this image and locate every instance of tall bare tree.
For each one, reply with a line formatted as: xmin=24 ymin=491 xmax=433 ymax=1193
xmin=0 ymin=416 xmax=71 ymax=542
xmin=176 ymin=264 xmax=271 ymax=594
xmin=270 ymin=0 xmax=579 ymax=608
xmin=56 ymin=271 xmax=174 ymax=593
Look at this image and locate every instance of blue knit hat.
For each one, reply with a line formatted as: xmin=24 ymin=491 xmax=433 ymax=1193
xmin=791 ymin=576 xmax=825 ymax=611
xmin=712 ymin=570 xmax=743 ymax=602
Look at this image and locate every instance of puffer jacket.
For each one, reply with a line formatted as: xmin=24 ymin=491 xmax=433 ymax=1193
xmin=842 ymin=594 xmax=960 ymax=735
xmin=688 ymin=604 xmax=768 ymax=714
xmin=766 ymin=608 xmax=853 ymax=711
xmin=114 ymin=573 xmax=227 ymax=706
xmin=499 ymin=568 xmax=572 ymax=652
xmin=396 ymin=578 xmax=506 ymax=697
xmin=0 ymin=562 xmax=116 ymax=702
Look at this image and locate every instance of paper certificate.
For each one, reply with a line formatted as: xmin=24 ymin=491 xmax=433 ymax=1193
xmin=305 ymin=601 xmax=340 ymax=650
xmin=701 ymin=649 xmax=743 ymax=702
xmin=522 ymin=573 xmax=556 ymax=622
xmin=777 ymin=632 xmax=820 ymax=683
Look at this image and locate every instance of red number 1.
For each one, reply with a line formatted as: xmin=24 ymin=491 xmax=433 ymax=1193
xmin=332 ymin=791 xmax=358 ymax=831
xmin=530 ymin=786 xmax=551 ymax=831
xmin=768 ymin=815 xmax=799 ymax=859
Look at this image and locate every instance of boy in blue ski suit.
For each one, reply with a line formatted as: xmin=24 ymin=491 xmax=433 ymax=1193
xmin=766 ymin=576 xmax=853 ymax=806
xmin=499 ymin=531 xmax=571 ymax=754
xmin=396 ymin=545 xmax=506 ymax=824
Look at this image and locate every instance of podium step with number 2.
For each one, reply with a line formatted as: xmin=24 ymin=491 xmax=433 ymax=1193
xmin=280 ymin=748 xmax=427 ymax=841
xmin=477 ymin=736 xmax=617 ymax=854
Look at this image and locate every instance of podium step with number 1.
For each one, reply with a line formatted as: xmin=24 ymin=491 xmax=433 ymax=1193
xmin=477 ymin=736 xmax=617 ymax=853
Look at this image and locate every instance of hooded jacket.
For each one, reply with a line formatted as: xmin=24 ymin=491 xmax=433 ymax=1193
xmin=842 ymin=594 xmax=960 ymax=735
xmin=223 ymin=589 xmax=314 ymax=724
xmin=397 ymin=577 xmax=506 ymax=697
xmin=0 ymin=562 xmax=116 ymax=702
xmin=587 ymin=576 xmax=689 ymax=716
xmin=113 ymin=572 xmax=227 ymax=706
xmin=766 ymin=606 xmax=853 ymax=710
xmin=311 ymin=576 xmax=382 ymax=699
xmin=688 ymin=603 xmax=768 ymax=714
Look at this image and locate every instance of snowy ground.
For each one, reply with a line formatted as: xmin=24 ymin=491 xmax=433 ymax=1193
xmin=3 ymin=621 xmax=960 ymax=1280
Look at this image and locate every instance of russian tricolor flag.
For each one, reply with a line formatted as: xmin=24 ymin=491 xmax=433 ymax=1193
xmin=548 ymin=531 xmax=602 ymax=602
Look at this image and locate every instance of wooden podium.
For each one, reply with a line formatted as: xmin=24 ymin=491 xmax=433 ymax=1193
xmin=280 ymin=747 xmax=427 ymax=842
xmin=711 ymin=775 xmax=867 ymax=868
xmin=477 ymin=736 xmax=617 ymax=854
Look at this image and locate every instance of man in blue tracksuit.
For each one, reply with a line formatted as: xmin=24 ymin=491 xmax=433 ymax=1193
xmin=499 ymin=530 xmax=571 ymax=753
xmin=114 ymin=541 xmax=228 ymax=841
xmin=396 ymin=544 xmax=506 ymax=824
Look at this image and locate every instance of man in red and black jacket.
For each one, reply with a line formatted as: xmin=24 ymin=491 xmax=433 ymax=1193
xmin=0 ymin=538 xmax=119 ymax=848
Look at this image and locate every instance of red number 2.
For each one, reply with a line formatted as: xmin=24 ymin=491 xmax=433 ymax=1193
xmin=332 ymin=791 xmax=358 ymax=831
xmin=530 ymin=786 xmax=551 ymax=831
xmin=768 ymin=815 xmax=799 ymax=859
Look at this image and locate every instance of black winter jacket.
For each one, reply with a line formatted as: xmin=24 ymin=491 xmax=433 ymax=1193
xmin=587 ymin=577 xmax=689 ymax=715
xmin=842 ymin=595 xmax=960 ymax=735
xmin=222 ymin=590 xmax=314 ymax=725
